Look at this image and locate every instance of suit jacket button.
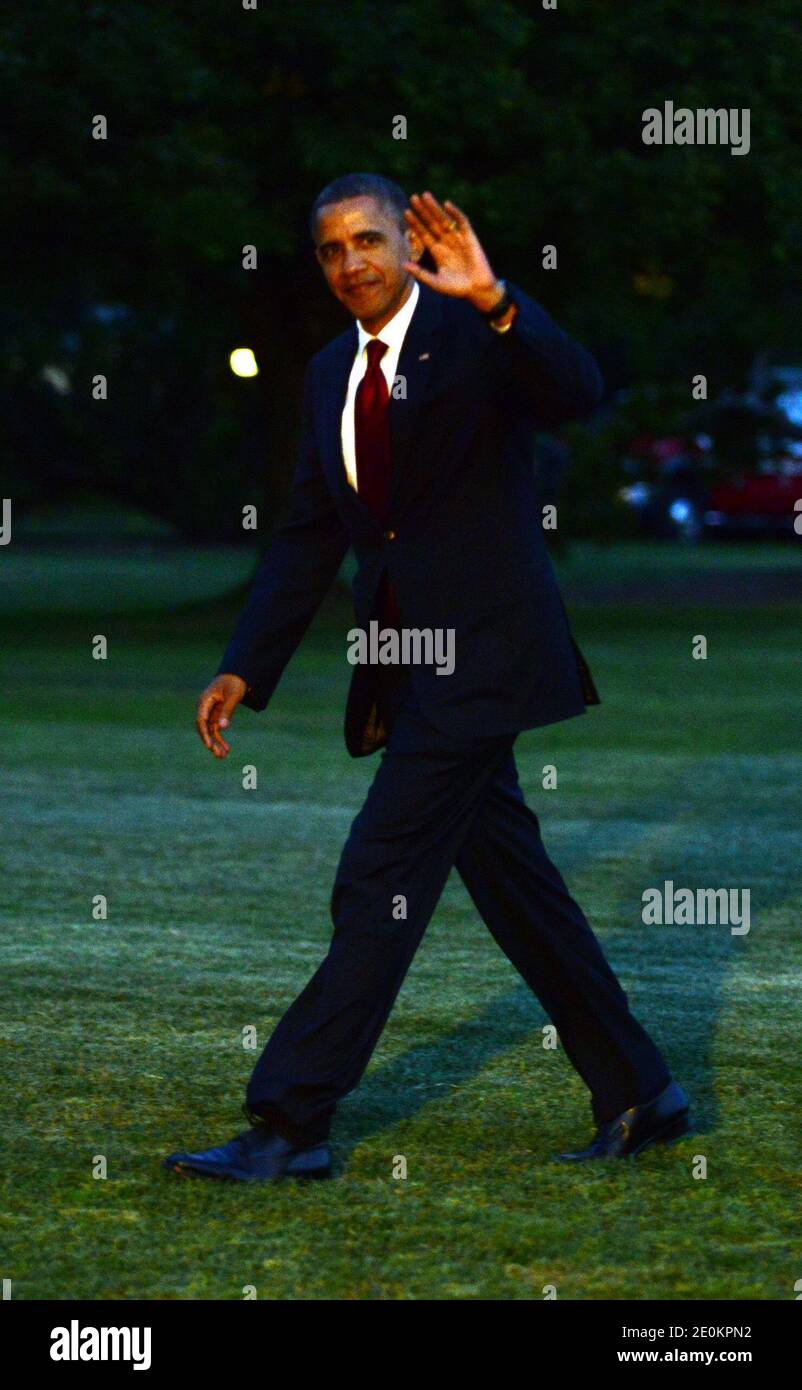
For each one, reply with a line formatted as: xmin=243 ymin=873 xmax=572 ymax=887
xmin=382 ymin=529 xmax=397 ymax=540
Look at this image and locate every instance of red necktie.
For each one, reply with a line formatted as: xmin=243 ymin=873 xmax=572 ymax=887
xmin=354 ymin=338 xmax=400 ymax=628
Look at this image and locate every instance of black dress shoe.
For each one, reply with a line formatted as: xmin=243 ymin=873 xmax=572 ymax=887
xmin=164 ymin=1117 xmax=332 ymax=1182
xmin=556 ymin=1080 xmax=691 ymax=1161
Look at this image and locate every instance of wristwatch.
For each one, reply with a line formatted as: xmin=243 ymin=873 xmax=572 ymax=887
xmin=480 ymin=279 xmax=512 ymax=322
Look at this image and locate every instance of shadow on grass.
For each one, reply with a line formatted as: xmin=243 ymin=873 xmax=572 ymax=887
xmin=330 ymin=800 xmax=736 ymax=1160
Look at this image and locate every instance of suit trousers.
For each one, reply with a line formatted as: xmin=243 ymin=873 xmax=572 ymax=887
xmin=245 ymin=667 xmax=671 ymax=1146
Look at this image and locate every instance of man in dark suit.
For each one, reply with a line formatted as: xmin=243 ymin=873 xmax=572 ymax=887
xmin=165 ymin=174 xmax=689 ymax=1183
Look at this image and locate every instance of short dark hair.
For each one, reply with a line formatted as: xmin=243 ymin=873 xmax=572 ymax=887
xmin=309 ymin=173 xmax=408 ymax=239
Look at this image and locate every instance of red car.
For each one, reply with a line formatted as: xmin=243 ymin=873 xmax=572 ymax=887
xmin=619 ymin=379 xmax=802 ymax=540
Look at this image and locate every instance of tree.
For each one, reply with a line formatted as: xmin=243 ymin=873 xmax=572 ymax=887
xmin=3 ymin=0 xmax=800 ymax=535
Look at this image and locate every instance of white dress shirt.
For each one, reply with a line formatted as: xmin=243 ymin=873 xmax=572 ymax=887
xmin=340 ymin=279 xmax=420 ymax=492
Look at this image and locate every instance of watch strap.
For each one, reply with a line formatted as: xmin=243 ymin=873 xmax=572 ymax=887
xmin=480 ymin=279 xmax=512 ymax=321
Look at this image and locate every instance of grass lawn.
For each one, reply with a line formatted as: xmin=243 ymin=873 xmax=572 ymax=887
xmin=1 ymin=541 xmax=800 ymax=1300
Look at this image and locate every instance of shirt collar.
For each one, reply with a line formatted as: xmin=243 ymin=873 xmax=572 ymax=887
xmin=355 ymin=279 xmax=419 ymax=359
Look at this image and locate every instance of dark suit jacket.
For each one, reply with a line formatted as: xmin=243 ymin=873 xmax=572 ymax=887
xmin=216 ymin=280 xmax=603 ymax=757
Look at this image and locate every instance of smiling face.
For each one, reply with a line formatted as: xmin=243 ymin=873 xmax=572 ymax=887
xmin=313 ymin=194 xmax=422 ymax=333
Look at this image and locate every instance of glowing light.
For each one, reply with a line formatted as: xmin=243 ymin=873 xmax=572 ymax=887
xmin=669 ymin=498 xmax=693 ymax=523
xmin=40 ymin=365 xmax=71 ymax=395
xmin=776 ymin=390 xmax=802 ymax=426
xmin=618 ymin=483 xmax=651 ymax=507
xmin=229 ymin=348 xmax=258 ymax=378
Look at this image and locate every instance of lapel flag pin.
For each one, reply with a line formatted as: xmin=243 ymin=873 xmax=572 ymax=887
xmin=418 ymin=352 xmax=430 ymax=361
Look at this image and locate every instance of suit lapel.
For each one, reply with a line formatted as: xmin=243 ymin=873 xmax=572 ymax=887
xmin=387 ymin=283 xmax=444 ymax=509
xmin=317 ymin=326 xmax=358 ymax=506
